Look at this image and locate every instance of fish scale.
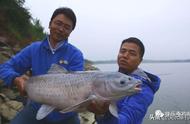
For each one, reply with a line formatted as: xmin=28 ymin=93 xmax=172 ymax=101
xmin=26 ymin=73 xmax=94 ymax=108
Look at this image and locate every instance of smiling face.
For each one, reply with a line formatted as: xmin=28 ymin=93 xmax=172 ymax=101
xmin=117 ymin=42 xmax=142 ymax=74
xmin=49 ymin=14 xmax=73 ymax=45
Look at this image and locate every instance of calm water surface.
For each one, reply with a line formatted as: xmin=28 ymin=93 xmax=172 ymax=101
xmin=95 ymin=62 xmax=190 ymax=124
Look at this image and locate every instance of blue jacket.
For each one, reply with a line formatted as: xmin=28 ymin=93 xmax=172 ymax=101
xmin=0 ymin=37 xmax=84 ymax=121
xmin=96 ymin=68 xmax=161 ymax=124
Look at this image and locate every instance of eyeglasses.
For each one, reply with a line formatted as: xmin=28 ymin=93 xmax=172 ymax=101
xmin=53 ymin=21 xmax=72 ymax=31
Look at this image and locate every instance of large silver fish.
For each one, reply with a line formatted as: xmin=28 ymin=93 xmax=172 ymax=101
xmin=25 ymin=64 xmax=141 ymax=120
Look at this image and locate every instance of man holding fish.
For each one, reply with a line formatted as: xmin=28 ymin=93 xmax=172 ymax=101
xmin=88 ymin=37 xmax=161 ymax=124
xmin=0 ymin=7 xmax=84 ymax=124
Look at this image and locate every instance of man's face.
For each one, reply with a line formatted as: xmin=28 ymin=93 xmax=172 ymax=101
xmin=49 ymin=14 xmax=73 ymax=42
xmin=117 ymin=42 xmax=142 ymax=73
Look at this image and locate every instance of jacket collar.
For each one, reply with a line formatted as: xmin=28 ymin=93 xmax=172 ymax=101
xmin=41 ymin=35 xmax=68 ymax=52
xmin=132 ymin=68 xmax=161 ymax=93
xmin=131 ymin=68 xmax=151 ymax=82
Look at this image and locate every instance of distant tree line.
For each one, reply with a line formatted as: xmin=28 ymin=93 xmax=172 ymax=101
xmin=92 ymin=59 xmax=190 ymax=64
xmin=0 ymin=0 xmax=45 ymax=47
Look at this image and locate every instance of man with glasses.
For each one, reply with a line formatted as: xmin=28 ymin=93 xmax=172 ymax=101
xmin=0 ymin=7 xmax=84 ymax=124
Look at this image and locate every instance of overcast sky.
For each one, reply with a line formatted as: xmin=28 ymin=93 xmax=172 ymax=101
xmin=24 ymin=0 xmax=190 ymax=61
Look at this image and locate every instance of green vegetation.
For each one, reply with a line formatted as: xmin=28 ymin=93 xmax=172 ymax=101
xmin=0 ymin=0 xmax=45 ymax=48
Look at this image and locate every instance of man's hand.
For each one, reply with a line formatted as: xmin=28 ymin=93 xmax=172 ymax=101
xmin=13 ymin=75 xmax=29 ymax=96
xmin=87 ymin=100 xmax=110 ymax=115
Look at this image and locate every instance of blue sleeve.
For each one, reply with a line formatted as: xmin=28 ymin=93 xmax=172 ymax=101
xmin=0 ymin=45 xmax=32 ymax=86
xmin=117 ymin=81 xmax=154 ymax=124
xmin=68 ymin=51 xmax=84 ymax=71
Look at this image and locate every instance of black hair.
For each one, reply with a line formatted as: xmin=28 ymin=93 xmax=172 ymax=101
xmin=50 ymin=7 xmax=76 ymax=30
xmin=121 ymin=37 xmax=145 ymax=58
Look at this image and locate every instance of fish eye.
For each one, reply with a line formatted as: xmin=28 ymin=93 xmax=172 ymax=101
xmin=120 ymin=80 xmax=126 ymax=85
xmin=128 ymin=77 xmax=132 ymax=81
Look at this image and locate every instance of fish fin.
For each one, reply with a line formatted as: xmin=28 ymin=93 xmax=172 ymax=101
xmin=109 ymin=102 xmax=118 ymax=118
xmin=48 ymin=64 xmax=68 ymax=74
xmin=60 ymin=95 xmax=97 ymax=113
xmin=36 ymin=104 xmax=55 ymax=120
xmin=60 ymin=106 xmax=80 ymax=113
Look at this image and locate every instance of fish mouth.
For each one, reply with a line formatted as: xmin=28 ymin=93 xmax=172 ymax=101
xmin=108 ymin=83 xmax=142 ymax=99
xmin=134 ymin=83 xmax=142 ymax=92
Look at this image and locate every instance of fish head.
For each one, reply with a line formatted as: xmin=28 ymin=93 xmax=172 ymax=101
xmin=93 ymin=72 xmax=142 ymax=100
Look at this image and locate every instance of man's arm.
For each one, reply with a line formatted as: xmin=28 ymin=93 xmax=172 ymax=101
xmin=0 ymin=44 xmax=32 ymax=86
xmin=117 ymin=82 xmax=154 ymax=124
xmin=94 ymin=81 xmax=154 ymax=124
